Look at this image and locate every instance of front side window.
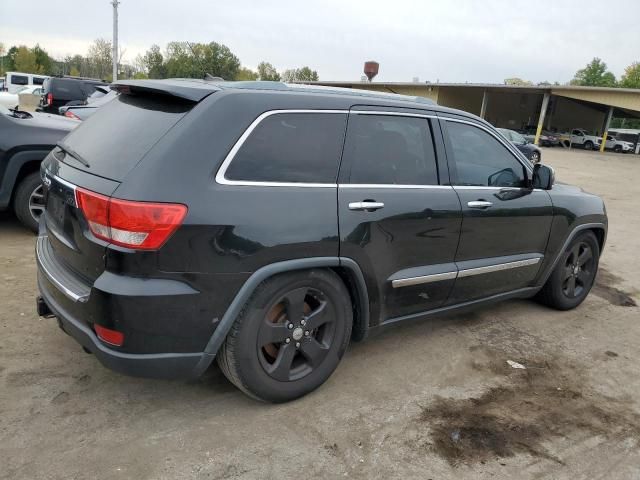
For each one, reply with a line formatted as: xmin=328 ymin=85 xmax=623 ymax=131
xmin=341 ymin=114 xmax=439 ymax=185
xmin=225 ymin=113 xmax=347 ymax=183
xmin=12 ymin=75 xmax=28 ymax=86
xmin=446 ymin=121 xmax=526 ymax=188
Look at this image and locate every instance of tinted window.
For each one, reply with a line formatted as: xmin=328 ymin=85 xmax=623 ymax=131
xmin=342 ymin=114 xmax=439 ymax=185
xmin=225 ymin=113 xmax=347 ymax=183
xmin=60 ymin=93 xmax=192 ymax=181
xmin=49 ymin=79 xmax=84 ymax=99
xmin=447 ymin=121 xmax=526 ymax=187
xmin=12 ymin=75 xmax=28 ymax=86
xmin=32 ymin=77 xmax=46 ymax=85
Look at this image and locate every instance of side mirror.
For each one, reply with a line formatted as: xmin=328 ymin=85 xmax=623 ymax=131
xmin=532 ymin=164 xmax=554 ymax=190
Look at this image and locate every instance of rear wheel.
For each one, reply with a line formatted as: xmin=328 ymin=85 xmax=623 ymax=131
xmin=535 ymin=231 xmax=600 ymax=310
xmin=529 ymin=150 xmax=541 ymax=164
xmin=217 ymin=269 xmax=352 ymax=402
xmin=13 ymin=172 xmax=44 ymax=233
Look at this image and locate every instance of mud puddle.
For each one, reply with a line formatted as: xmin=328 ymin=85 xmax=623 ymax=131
xmin=593 ymin=268 xmax=637 ymax=307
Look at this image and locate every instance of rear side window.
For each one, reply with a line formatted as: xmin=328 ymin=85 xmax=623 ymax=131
xmin=60 ymin=94 xmax=192 ymax=181
xmin=32 ymin=76 xmax=46 ymax=85
xmin=341 ymin=114 xmax=439 ymax=185
xmin=50 ymin=79 xmax=83 ymax=98
xmin=446 ymin=121 xmax=526 ymax=187
xmin=225 ymin=113 xmax=347 ymax=184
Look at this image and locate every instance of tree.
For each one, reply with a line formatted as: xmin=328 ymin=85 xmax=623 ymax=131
xmin=571 ymin=58 xmax=617 ymax=87
xmin=143 ymin=44 xmax=166 ymax=78
xmin=164 ymin=41 xmax=240 ymax=80
xmin=620 ymin=62 xmax=640 ymax=89
xmin=13 ymin=46 xmax=40 ymax=73
xmin=236 ymin=67 xmax=258 ymax=81
xmin=504 ymin=77 xmax=533 ymax=86
xmin=86 ymin=38 xmax=113 ymax=80
xmin=32 ymin=44 xmax=53 ymax=74
xmin=281 ymin=66 xmax=319 ymax=82
xmin=257 ymin=61 xmax=280 ymax=81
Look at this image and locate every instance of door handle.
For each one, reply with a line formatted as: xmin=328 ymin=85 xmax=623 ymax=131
xmin=467 ymin=200 xmax=493 ymax=209
xmin=348 ymin=201 xmax=385 ymax=211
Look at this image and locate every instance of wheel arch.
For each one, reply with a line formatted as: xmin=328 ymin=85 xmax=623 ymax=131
xmin=0 ymin=149 xmax=49 ymax=209
xmin=194 ymin=256 xmax=370 ymax=375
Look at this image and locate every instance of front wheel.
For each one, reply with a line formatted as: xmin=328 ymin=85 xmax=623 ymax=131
xmin=217 ymin=269 xmax=353 ymax=402
xmin=535 ymin=231 xmax=600 ymax=310
xmin=614 ymin=145 xmax=622 ymax=153
xmin=584 ymin=141 xmax=594 ymax=150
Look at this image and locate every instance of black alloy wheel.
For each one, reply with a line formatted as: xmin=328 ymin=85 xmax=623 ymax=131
xmin=561 ymin=240 xmax=595 ymax=299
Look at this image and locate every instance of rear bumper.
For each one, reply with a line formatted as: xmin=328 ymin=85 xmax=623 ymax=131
xmin=35 ymin=232 xmax=217 ymax=379
xmin=37 ymin=276 xmax=214 ymax=379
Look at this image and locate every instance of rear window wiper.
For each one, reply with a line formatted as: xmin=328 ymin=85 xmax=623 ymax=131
xmin=56 ymin=141 xmax=90 ymax=168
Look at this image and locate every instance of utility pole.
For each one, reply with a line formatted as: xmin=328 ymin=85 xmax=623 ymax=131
xmin=111 ymin=0 xmax=119 ymax=81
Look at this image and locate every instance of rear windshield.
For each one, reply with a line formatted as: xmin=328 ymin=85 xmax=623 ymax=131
xmin=60 ymin=93 xmax=192 ymax=180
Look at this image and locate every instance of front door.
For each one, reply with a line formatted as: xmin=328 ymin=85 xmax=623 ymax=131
xmin=441 ymin=117 xmax=553 ymax=304
xmin=338 ymin=109 xmax=462 ymax=324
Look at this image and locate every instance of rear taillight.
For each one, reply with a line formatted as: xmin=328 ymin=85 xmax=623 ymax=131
xmin=64 ymin=110 xmax=81 ymax=120
xmin=94 ymin=324 xmax=124 ymax=346
xmin=75 ymin=188 xmax=187 ymax=250
xmin=47 ymin=92 xmax=53 ymax=106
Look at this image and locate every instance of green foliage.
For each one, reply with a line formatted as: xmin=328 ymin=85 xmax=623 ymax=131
xmin=32 ymin=44 xmax=53 ymax=74
xmin=257 ymin=62 xmax=280 ymax=81
xmin=87 ymin=38 xmax=113 ymax=80
xmin=164 ymin=41 xmax=240 ymax=80
xmin=504 ymin=77 xmax=533 ymax=86
xmin=620 ymin=62 xmax=640 ymax=89
xmin=14 ymin=46 xmax=40 ymax=73
xmin=571 ymin=58 xmax=617 ymax=87
xmin=236 ymin=67 xmax=258 ymax=81
xmin=133 ymin=71 xmax=148 ymax=79
xmin=143 ymin=44 xmax=166 ymax=79
xmin=281 ymin=66 xmax=319 ymax=82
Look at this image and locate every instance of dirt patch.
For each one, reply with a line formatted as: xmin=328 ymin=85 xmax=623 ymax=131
xmin=418 ymin=352 xmax=640 ymax=466
xmin=593 ymin=268 xmax=637 ymax=307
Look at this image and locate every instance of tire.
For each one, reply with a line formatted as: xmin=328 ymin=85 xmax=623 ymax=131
xmin=217 ymin=269 xmax=353 ymax=402
xmin=535 ymin=231 xmax=600 ymax=310
xmin=584 ymin=141 xmax=594 ymax=150
xmin=529 ymin=150 xmax=541 ymax=164
xmin=13 ymin=172 xmax=44 ymax=233
xmin=614 ymin=145 xmax=622 ymax=153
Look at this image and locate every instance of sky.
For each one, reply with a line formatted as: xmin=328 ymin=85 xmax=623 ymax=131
xmin=1 ymin=0 xmax=639 ymax=83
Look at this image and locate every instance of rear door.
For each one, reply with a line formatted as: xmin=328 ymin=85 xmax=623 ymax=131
xmin=440 ymin=116 xmax=553 ymax=304
xmin=338 ymin=108 xmax=462 ymax=324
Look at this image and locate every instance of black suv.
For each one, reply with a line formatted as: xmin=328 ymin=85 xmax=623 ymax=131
xmin=36 ymin=80 xmax=607 ymax=402
xmin=38 ymin=76 xmax=107 ymax=114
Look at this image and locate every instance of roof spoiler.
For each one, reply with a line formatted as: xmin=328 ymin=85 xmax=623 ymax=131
xmin=111 ymin=79 xmax=221 ymax=102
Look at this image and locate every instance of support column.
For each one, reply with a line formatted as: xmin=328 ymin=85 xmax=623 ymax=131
xmin=480 ymin=89 xmax=488 ymax=119
xmin=534 ymin=93 xmax=550 ymax=146
xmin=599 ymin=106 xmax=614 ymax=153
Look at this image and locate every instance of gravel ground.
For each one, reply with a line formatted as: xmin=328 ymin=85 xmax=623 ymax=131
xmin=1 ymin=148 xmax=639 ymax=480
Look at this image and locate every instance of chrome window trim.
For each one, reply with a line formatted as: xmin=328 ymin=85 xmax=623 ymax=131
xmin=457 ymin=257 xmax=541 ymax=278
xmin=45 ymin=171 xmax=78 ymax=192
xmin=443 ymin=117 xmax=534 ymax=174
xmin=391 ymin=257 xmax=542 ymax=288
xmin=215 ymin=109 xmax=348 ymax=188
xmin=453 ymin=185 xmax=545 ymax=192
xmin=339 ymin=184 xmax=453 ymax=190
xmin=215 ymin=108 xmax=445 ymax=189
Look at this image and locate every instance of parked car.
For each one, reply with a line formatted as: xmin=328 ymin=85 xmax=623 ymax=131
xmin=520 ymin=126 xmax=560 ymax=147
xmin=0 ymin=105 xmax=78 ymax=231
xmin=569 ymin=128 xmax=602 ymax=150
xmin=0 ymin=85 xmax=43 ymax=109
xmin=59 ymin=88 xmax=118 ymax=121
xmin=3 ymin=71 xmax=49 ymax=93
xmin=36 ymin=80 xmax=607 ymax=402
xmin=497 ymin=128 xmax=542 ymax=163
xmin=38 ymin=76 xmax=108 ymax=114
xmin=604 ymin=134 xmax=634 ymax=153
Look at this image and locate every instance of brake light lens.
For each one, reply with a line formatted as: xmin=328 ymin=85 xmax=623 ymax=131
xmin=47 ymin=92 xmax=53 ymax=106
xmin=64 ymin=110 xmax=81 ymax=120
xmin=94 ymin=324 xmax=124 ymax=346
xmin=75 ymin=188 xmax=187 ymax=250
